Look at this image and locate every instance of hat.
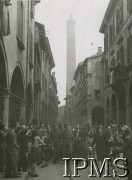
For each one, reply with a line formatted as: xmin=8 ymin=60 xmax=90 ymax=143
xmin=22 ymin=125 xmax=26 ymax=130
xmin=122 ymin=125 xmax=132 ymax=134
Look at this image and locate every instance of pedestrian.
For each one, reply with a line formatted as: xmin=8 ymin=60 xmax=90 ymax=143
xmin=41 ymin=130 xmax=49 ymax=168
xmin=92 ymin=128 xmax=109 ymax=165
xmin=5 ymin=121 xmax=21 ymax=178
xmin=19 ymin=125 xmax=28 ymax=172
xmin=51 ymin=125 xmax=60 ymax=164
xmin=30 ymin=129 xmax=43 ymax=177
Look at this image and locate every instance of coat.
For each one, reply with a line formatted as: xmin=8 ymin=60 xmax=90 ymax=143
xmin=0 ymin=130 xmax=7 ymax=151
xmin=6 ymin=129 xmax=19 ymax=155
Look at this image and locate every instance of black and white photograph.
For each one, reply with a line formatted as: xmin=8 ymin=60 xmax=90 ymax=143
xmin=0 ymin=0 xmax=132 ymax=179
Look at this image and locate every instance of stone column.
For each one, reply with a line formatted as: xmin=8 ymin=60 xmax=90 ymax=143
xmin=18 ymin=102 xmax=25 ymax=125
xmin=111 ymin=108 xmax=117 ymax=124
xmin=26 ymin=104 xmax=33 ymax=125
xmin=29 ymin=106 xmax=33 ymax=123
xmin=0 ymin=89 xmax=9 ymax=128
xmin=117 ymin=106 xmax=126 ymax=125
xmin=105 ymin=110 xmax=108 ymax=125
xmin=126 ymin=104 xmax=132 ymax=128
xmin=105 ymin=109 xmax=111 ymax=125
xmin=87 ymin=98 xmax=92 ymax=124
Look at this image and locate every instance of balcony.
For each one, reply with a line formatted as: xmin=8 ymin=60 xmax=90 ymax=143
xmin=110 ymin=66 xmax=128 ymax=92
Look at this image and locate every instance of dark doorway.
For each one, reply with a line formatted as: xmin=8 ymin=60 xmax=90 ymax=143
xmin=92 ymin=107 xmax=104 ymax=125
xmin=118 ymin=89 xmax=126 ymax=125
xmin=9 ymin=67 xmax=25 ymax=125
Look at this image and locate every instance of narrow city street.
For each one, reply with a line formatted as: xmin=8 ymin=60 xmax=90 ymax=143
xmin=0 ymin=161 xmax=128 ymax=180
xmin=3 ymin=162 xmax=117 ymax=180
xmin=0 ymin=0 xmax=132 ymax=180
xmin=27 ymin=162 xmax=114 ymax=180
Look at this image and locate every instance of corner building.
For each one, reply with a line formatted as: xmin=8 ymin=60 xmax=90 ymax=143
xmin=100 ymin=0 xmax=132 ymax=127
xmin=70 ymin=48 xmax=104 ymax=125
xmin=0 ymin=0 xmax=40 ymax=127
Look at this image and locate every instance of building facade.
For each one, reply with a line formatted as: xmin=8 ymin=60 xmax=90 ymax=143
xmin=48 ymin=72 xmax=58 ymax=125
xmin=69 ymin=48 xmax=104 ymax=125
xmin=0 ymin=0 xmax=41 ymax=127
xmin=34 ymin=22 xmax=44 ymax=125
xmin=100 ymin=0 xmax=132 ymax=127
xmin=34 ymin=22 xmax=58 ymax=125
xmin=0 ymin=0 xmax=58 ymax=127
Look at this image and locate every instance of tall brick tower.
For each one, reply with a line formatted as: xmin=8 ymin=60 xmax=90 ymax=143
xmin=66 ymin=15 xmax=76 ymax=95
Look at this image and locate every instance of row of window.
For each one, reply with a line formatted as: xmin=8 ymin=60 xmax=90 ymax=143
xmin=109 ymin=37 xmax=132 ymax=68
xmin=17 ymin=1 xmax=35 ymax=50
xmin=104 ymin=2 xmax=124 ymax=53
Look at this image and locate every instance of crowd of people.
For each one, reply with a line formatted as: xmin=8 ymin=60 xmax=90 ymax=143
xmin=0 ymin=119 xmax=132 ymax=179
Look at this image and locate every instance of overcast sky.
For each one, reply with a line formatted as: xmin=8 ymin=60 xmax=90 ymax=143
xmin=35 ymin=0 xmax=110 ymax=106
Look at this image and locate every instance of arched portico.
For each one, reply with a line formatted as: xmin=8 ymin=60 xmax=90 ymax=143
xmin=111 ymin=94 xmax=117 ymax=124
xmin=9 ymin=66 xmax=25 ymax=125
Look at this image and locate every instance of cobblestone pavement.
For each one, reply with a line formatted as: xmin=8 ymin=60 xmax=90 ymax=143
xmin=0 ymin=161 xmax=128 ymax=180
xmin=27 ymin=161 xmax=113 ymax=180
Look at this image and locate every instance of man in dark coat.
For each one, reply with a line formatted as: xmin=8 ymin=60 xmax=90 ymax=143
xmin=0 ymin=120 xmax=6 ymax=172
xmin=92 ymin=128 xmax=109 ymax=163
xmin=5 ymin=122 xmax=21 ymax=178
xmin=18 ymin=125 xmax=28 ymax=172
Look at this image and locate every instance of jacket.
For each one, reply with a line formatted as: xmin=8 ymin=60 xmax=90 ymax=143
xmin=0 ymin=130 xmax=7 ymax=151
xmin=6 ymin=129 xmax=19 ymax=155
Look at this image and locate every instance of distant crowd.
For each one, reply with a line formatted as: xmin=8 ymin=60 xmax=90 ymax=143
xmin=0 ymin=120 xmax=132 ymax=179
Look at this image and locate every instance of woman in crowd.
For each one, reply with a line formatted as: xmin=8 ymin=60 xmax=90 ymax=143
xmin=29 ymin=129 xmax=44 ymax=177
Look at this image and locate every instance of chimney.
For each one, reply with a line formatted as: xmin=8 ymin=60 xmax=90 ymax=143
xmin=97 ymin=47 xmax=102 ymax=54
